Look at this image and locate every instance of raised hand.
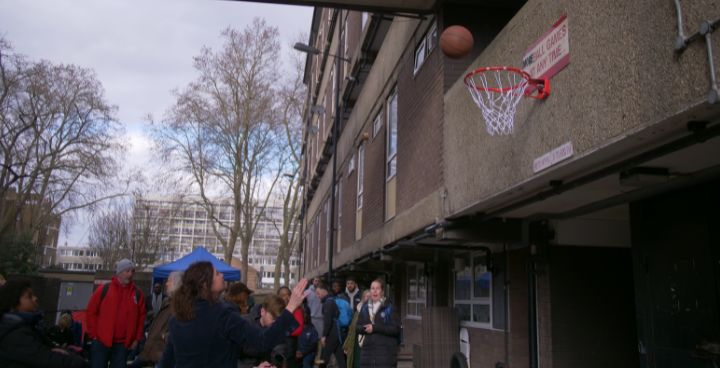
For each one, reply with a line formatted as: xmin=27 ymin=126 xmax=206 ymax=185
xmin=285 ymin=278 xmax=309 ymax=312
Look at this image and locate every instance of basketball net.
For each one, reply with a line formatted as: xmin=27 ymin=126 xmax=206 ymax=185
xmin=464 ymin=66 xmax=549 ymax=136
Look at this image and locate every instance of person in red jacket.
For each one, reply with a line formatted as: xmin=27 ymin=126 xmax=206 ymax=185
xmin=86 ymin=259 xmax=146 ymax=368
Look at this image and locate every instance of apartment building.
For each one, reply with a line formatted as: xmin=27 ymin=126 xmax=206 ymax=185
xmin=0 ymin=189 xmax=61 ymax=268
xmin=56 ymin=245 xmax=104 ymax=272
xmin=134 ymin=197 xmax=300 ymax=287
xmin=298 ymin=1 xmax=720 ymax=368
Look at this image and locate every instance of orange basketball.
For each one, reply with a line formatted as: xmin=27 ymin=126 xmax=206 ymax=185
xmin=440 ymin=25 xmax=474 ymax=59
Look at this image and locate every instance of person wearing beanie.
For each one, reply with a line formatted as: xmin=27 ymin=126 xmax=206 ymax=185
xmin=86 ymin=259 xmax=146 ymax=368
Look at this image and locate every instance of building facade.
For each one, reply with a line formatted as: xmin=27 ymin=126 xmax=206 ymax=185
xmin=0 ymin=189 xmax=61 ymax=268
xmin=299 ymin=1 xmax=720 ymax=368
xmin=134 ymin=197 xmax=300 ymax=288
xmin=56 ymin=245 xmax=104 ymax=272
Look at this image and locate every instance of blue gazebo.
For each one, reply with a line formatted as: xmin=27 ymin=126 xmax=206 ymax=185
xmin=152 ymin=246 xmax=241 ymax=281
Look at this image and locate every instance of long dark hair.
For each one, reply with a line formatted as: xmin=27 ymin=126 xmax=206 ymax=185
xmin=0 ymin=279 xmax=32 ymax=318
xmin=173 ymin=261 xmax=214 ymax=321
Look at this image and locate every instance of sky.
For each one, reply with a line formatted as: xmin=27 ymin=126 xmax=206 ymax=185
xmin=0 ymin=0 xmax=313 ymax=246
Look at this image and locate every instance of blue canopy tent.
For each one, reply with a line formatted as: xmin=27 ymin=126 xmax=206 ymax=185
xmin=152 ymin=247 xmax=241 ymax=282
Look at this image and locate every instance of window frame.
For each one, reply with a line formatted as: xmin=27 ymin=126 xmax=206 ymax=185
xmin=385 ymin=89 xmax=398 ymax=181
xmin=413 ymin=22 xmax=438 ymax=75
xmin=372 ymin=111 xmax=383 ymax=139
xmin=356 ymin=144 xmax=365 ymax=210
xmin=453 ymin=250 xmax=493 ymax=329
xmin=406 ymin=262 xmax=427 ymax=319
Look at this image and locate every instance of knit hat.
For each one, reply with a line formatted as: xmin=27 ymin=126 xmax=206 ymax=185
xmin=116 ymin=259 xmax=135 ymax=274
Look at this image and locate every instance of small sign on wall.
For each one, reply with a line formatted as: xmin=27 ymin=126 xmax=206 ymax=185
xmin=522 ymin=15 xmax=570 ymax=80
xmin=533 ymin=141 xmax=574 ymax=173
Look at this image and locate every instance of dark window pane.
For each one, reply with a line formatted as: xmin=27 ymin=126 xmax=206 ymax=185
xmin=473 ymin=255 xmax=491 ymax=298
xmin=455 ymin=304 xmax=471 ymax=322
xmin=455 ymin=267 xmax=472 ymax=300
xmin=473 ymin=304 xmax=491 ymax=323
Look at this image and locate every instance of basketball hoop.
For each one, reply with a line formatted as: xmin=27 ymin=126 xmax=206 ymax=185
xmin=464 ymin=66 xmax=550 ymax=135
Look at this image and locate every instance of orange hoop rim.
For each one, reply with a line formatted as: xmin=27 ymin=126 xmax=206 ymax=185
xmin=464 ymin=66 xmax=550 ymax=99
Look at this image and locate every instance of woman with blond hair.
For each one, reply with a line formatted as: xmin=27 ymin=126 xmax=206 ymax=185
xmin=159 ymin=261 xmax=307 ymax=368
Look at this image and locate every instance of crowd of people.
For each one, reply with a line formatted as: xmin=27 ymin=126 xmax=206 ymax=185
xmin=0 ymin=259 xmax=401 ymax=368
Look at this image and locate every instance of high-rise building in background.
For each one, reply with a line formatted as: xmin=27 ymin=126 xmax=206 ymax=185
xmin=134 ymin=197 xmax=300 ymax=288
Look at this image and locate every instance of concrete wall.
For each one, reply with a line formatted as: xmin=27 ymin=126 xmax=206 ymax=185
xmin=443 ymin=0 xmax=720 ymax=217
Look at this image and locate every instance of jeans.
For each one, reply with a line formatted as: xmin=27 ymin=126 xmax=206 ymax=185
xmin=302 ymin=353 xmax=316 ymax=368
xmin=91 ymin=340 xmax=128 ymax=368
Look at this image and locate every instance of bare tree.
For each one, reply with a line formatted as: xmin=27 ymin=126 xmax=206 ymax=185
xmin=130 ymin=193 xmax=184 ymax=269
xmin=89 ymin=203 xmax=131 ymax=271
xmin=0 ymin=37 xmax=126 ymax=259
xmin=270 ymin=47 xmax=305 ymax=289
xmin=154 ymin=19 xmax=285 ymax=273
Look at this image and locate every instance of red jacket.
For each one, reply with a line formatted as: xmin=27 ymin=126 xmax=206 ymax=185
xmin=290 ymin=308 xmax=304 ymax=337
xmin=86 ymin=276 xmax=146 ymax=348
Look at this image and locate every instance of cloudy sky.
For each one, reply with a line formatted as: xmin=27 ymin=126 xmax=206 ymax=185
xmin=0 ymin=0 xmax=313 ymax=246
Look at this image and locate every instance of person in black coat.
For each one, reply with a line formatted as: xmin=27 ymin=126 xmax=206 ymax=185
xmin=0 ymin=279 xmax=87 ymax=368
xmin=357 ymin=279 xmax=400 ymax=368
xmin=316 ymin=281 xmax=347 ymax=368
xmin=159 ymin=261 xmax=307 ymax=368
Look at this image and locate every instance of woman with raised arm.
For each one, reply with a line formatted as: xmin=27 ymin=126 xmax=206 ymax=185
xmin=159 ymin=261 xmax=307 ymax=368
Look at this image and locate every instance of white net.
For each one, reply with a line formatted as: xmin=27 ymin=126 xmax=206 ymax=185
xmin=465 ymin=68 xmax=529 ymax=136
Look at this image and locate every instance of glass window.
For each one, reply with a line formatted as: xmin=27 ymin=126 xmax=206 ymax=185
xmin=414 ymin=38 xmax=427 ymax=75
xmin=372 ymin=112 xmax=383 ymax=138
xmin=407 ymin=263 xmax=427 ymax=318
xmin=454 ymin=250 xmax=493 ymax=328
xmin=386 ymin=90 xmax=398 ymax=179
xmin=357 ymin=144 xmax=365 ymax=209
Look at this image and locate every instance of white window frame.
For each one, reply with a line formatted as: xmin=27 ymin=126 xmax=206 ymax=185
xmin=372 ymin=112 xmax=383 ymax=139
xmin=407 ymin=263 xmax=427 ymax=319
xmin=413 ymin=38 xmax=427 ymax=75
xmin=453 ymin=250 xmax=493 ymax=329
xmin=413 ymin=22 xmax=438 ymax=75
xmin=336 ymin=179 xmax=342 ymax=251
xmin=356 ymin=144 xmax=365 ymax=210
xmin=386 ymin=89 xmax=398 ymax=181
xmin=324 ymin=199 xmax=330 ymax=260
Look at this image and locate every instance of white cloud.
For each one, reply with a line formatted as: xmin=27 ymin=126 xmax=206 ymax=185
xmin=0 ymin=0 xmax=313 ymax=246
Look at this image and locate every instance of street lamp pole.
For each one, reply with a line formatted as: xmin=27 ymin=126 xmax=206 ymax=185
xmin=293 ymin=11 xmax=348 ymax=284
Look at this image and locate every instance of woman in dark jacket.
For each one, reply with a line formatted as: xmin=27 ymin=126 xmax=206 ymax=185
xmin=159 ymin=261 xmax=307 ymax=368
xmin=0 ymin=279 xmax=87 ymax=368
xmin=357 ymin=279 xmax=400 ymax=368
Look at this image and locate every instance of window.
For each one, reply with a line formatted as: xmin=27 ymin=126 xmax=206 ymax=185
xmin=454 ymin=251 xmax=492 ymax=327
xmin=325 ymin=200 xmax=331 ymax=258
xmin=357 ymin=144 xmax=365 ymax=210
xmin=386 ymin=90 xmax=398 ymax=179
xmin=336 ymin=180 xmax=343 ymax=251
xmin=362 ymin=12 xmax=369 ymax=30
xmin=372 ymin=112 xmax=383 ymax=139
xmin=413 ymin=23 xmax=438 ymax=75
xmin=407 ymin=263 xmax=427 ymax=318
xmin=413 ymin=38 xmax=427 ymax=75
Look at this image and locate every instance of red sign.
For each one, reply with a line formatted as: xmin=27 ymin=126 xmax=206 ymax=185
xmin=522 ymin=15 xmax=570 ymax=80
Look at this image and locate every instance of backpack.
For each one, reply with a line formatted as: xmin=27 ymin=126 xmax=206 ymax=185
xmin=333 ymin=297 xmax=353 ymax=328
xmin=100 ymin=283 xmax=141 ymax=304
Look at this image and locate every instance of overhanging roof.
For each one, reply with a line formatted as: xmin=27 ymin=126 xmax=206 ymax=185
xmin=229 ymin=0 xmax=435 ymax=14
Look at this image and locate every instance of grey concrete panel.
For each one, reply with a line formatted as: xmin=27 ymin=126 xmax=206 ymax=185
xmin=443 ymin=0 xmax=720 ymax=217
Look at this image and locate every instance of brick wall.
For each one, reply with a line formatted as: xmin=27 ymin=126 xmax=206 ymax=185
xmin=363 ymin=107 xmax=386 ymax=235
xmin=396 ymin=30 xmax=444 ymax=215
